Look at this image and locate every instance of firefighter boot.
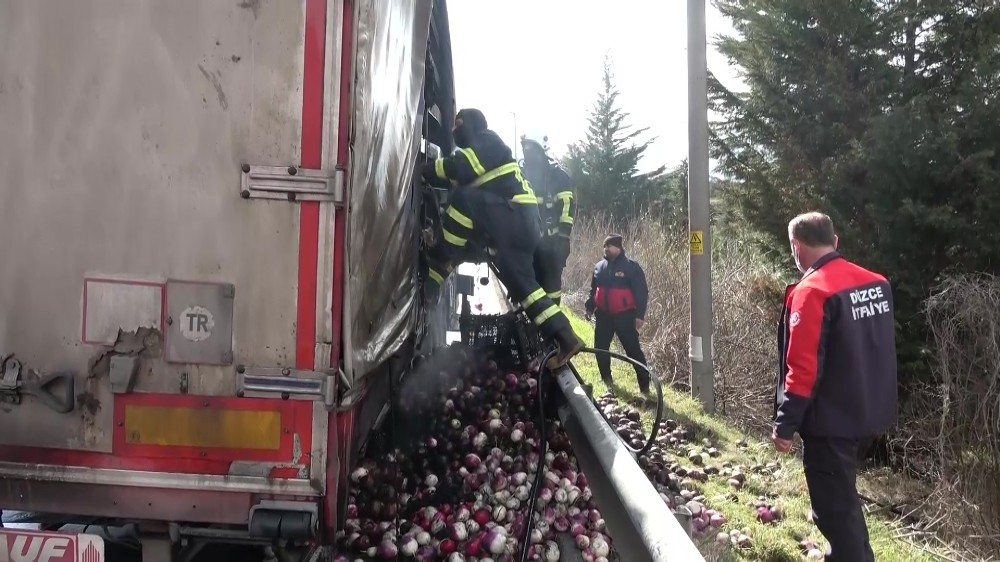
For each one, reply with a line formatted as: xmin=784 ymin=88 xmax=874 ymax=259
xmin=546 ymin=326 xmax=585 ymax=370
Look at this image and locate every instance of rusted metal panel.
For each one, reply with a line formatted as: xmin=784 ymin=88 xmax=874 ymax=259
xmin=0 ymin=0 xmax=307 ymax=454
xmin=0 ymin=480 xmax=255 ymax=524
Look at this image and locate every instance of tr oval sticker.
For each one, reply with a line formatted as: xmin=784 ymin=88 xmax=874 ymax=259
xmin=180 ymin=306 xmax=215 ymax=342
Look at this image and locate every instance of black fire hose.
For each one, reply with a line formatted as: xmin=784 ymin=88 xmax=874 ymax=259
xmin=571 ymin=347 xmax=664 ymax=458
xmin=458 ymin=254 xmax=666 ymax=557
xmin=519 ymin=347 xmax=557 ymax=562
xmin=520 ymin=346 xmax=664 ymax=562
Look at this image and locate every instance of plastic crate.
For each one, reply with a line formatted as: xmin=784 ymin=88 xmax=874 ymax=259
xmin=459 ymin=311 xmax=547 ymax=370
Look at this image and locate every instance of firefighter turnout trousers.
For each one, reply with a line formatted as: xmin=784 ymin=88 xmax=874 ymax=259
xmin=533 ymin=235 xmax=570 ymax=306
xmin=427 ymin=187 xmax=571 ymax=340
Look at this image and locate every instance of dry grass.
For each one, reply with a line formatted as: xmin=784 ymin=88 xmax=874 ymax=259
xmin=914 ymin=276 xmax=1000 ymax=558
xmin=563 ymin=214 xmax=787 ymax=435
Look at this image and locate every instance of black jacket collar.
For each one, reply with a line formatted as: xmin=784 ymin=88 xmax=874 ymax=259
xmin=801 ymin=251 xmax=841 ymax=280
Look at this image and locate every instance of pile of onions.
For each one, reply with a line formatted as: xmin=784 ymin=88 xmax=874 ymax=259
xmin=593 ymin=393 xmax=735 ymax=541
xmin=334 ymin=344 xmax=616 ymax=561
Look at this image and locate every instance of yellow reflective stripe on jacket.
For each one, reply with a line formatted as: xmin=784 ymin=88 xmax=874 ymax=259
xmin=468 ymin=161 xmax=537 ymax=203
xmin=434 ymin=158 xmax=447 ymax=179
xmin=556 ymin=190 xmax=574 ymax=224
xmin=459 ymin=148 xmax=487 ymax=176
xmin=514 ymin=167 xmax=536 ymax=200
xmin=442 ymin=228 xmax=467 ymax=247
xmin=470 ymin=162 xmax=519 ymax=187
xmin=428 ymin=269 xmax=444 ymax=284
xmin=447 ymin=206 xmax=473 ymax=229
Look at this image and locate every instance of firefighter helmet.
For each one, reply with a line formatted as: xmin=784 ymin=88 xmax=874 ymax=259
xmin=520 ymin=132 xmax=550 ymax=154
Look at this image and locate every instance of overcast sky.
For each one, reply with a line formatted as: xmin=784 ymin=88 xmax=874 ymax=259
xmin=447 ymin=0 xmax=743 ymax=171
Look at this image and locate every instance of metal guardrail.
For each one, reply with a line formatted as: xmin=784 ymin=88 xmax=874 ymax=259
xmin=554 ymin=367 xmax=706 ymax=562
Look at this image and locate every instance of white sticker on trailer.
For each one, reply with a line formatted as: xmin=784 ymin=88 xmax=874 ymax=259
xmin=179 ymin=305 xmax=215 ymax=342
xmin=0 ymin=529 xmax=104 ymax=562
xmin=82 ymin=279 xmax=164 ymax=345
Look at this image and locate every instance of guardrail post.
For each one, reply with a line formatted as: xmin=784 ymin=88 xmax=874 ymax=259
xmin=673 ymin=505 xmax=694 ymax=537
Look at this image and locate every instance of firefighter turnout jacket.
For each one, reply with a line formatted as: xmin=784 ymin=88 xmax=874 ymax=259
xmin=524 ymin=161 xmax=575 ymax=239
xmin=422 ymin=130 xmax=537 ymax=205
xmin=585 ymin=253 xmax=648 ymax=319
xmin=774 ymin=252 xmax=898 ymax=440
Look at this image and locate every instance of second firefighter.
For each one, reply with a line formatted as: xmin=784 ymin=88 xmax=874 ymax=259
xmin=520 ymin=133 xmax=575 ymax=306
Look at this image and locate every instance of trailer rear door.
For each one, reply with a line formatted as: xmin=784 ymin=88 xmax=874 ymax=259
xmin=0 ymin=0 xmax=347 ymax=523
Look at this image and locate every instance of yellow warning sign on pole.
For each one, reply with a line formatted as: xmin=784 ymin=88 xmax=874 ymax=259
xmin=689 ymin=230 xmax=704 ymax=255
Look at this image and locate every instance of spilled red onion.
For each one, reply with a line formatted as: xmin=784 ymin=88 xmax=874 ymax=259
xmin=483 ymin=526 xmax=507 ymax=555
xmin=340 ymin=347 xmax=618 ymax=561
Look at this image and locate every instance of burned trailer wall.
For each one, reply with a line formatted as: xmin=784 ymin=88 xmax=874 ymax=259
xmin=423 ymin=0 xmax=457 ymax=156
xmin=0 ymin=0 xmax=307 ymax=452
xmin=345 ymin=0 xmax=435 ymax=389
xmin=417 ymin=0 xmax=459 ymax=356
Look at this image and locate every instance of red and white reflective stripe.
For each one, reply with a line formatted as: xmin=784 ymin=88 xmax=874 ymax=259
xmin=306 ymin=0 xmax=356 ymax=540
xmin=0 ymin=530 xmax=104 ymax=562
xmin=299 ymin=0 xmax=351 ymax=373
xmin=295 ymin=0 xmax=329 ymax=372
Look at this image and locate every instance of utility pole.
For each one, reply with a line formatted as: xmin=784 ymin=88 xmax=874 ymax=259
xmin=687 ymin=0 xmax=715 ymax=413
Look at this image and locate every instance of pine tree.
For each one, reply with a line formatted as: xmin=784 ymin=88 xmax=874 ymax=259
xmin=564 ymin=56 xmax=666 ymax=222
xmin=710 ymin=0 xmax=1000 ymax=381
xmin=649 ymin=160 xmax=689 ymax=231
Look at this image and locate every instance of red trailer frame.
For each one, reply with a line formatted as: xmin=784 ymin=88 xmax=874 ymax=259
xmin=0 ymin=0 xmax=458 ymax=553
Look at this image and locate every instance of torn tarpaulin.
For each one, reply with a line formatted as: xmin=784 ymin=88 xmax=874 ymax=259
xmin=345 ymin=0 xmax=434 ymax=385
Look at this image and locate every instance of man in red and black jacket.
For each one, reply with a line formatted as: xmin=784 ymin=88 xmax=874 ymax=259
xmin=773 ymin=212 xmax=897 ymax=562
xmin=585 ymin=234 xmax=650 ymax=393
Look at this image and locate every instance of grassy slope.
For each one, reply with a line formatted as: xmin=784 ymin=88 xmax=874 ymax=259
xmin=563 ymin=307 xmax=940 ymax=562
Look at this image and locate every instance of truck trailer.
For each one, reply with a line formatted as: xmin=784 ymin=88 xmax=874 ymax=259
xmin=0 ymin=1 xmax=701 ymax=560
